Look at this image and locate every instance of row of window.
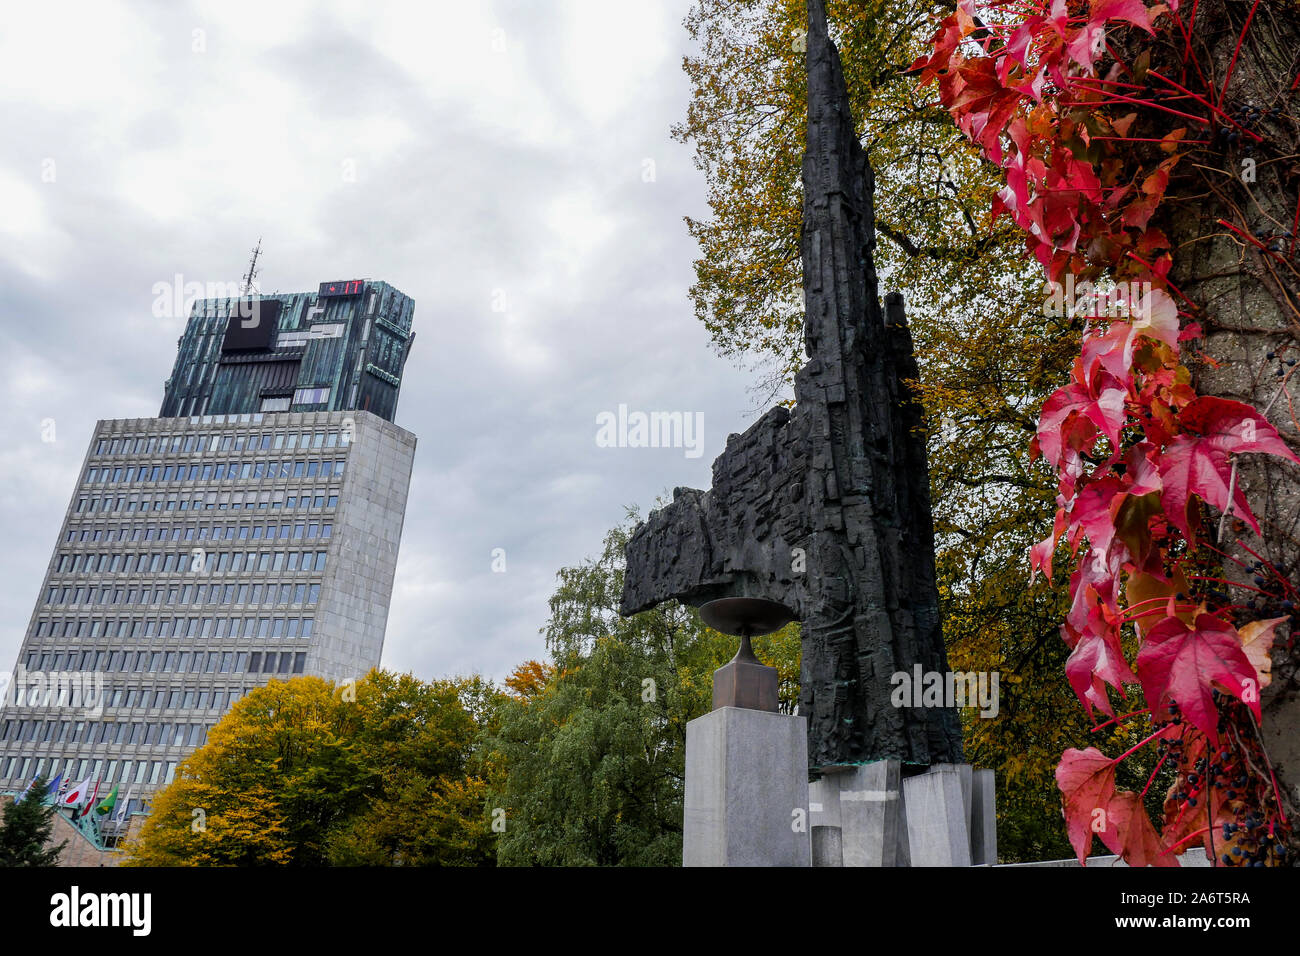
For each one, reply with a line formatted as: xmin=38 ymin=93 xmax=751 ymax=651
xmin=73 ymin=488 xmax=340 ymax=516
xmin=24 ymin=645 xmax=309 ymax=678
xmin=50 ymin=547 xmax=329 ymax=580
xmin=71 ymin=494 xmax=338 ymax=522
xmin=31 ymin=616 xmax=315 ymax=649
xmin=9 ymin=654 xmax=303 ymax=721
xmin=3 ymin=754 xmax=178 ymax=794
xmin=65 ymin=520 xmax=334 ymax=545
xmin=45 ymin=581 xmax=322 ymax=611
xmin=66 ymin=515 xmax=337 ymax=546
xmin=3 ymin=718 xmax=212 ymax=749
xmin=42 ymin=580 xmax=323 ymax=609
xmin=56 ymin=543 xmax=331 ymax=575
xmin=15 ymin=683 xmax=249 ymax=714
xmin=94 ymin=428 xmax=348 ymax=457
xmin=86 ymin=458 xmax=346 ymax=486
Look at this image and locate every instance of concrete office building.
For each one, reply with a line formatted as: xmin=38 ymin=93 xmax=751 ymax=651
xmin=0 ymin=278 xmax=417 ymax=839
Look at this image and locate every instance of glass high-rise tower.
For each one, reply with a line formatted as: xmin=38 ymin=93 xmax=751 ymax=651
xmin=0 ymin=278 xmax=417 ymax=838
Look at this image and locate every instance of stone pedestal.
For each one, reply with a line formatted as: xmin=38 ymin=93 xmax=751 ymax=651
xmin=903 ymin=764 xmax=972 ymax=866
xmin=970 ymin=769 xmax=997 ymax=866
xmin=808 ymin=775 xmax=842 ymax=867
xmin=810 ymin=761 xmax=996 ymax=867
xmin=810 ymin=761 xmax=910 ymax=866
xmin=683 ymin=708 xmax=811 ymax=867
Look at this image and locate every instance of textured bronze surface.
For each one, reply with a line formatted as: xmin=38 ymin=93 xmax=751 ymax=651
xmin=620 ymin=0 xmax=962 ymax=770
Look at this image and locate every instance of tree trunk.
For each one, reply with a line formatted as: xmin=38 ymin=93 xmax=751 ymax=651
xmin=1155 ymin=0 xmax=1300 ymax=853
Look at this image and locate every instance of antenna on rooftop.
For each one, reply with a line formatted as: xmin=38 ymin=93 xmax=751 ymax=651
xmin=240 ymin=238 xmax=263 ymax=295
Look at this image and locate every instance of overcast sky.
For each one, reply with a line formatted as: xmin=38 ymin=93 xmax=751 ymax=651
xmin=0 ymin=0 xmax=774 ymax=685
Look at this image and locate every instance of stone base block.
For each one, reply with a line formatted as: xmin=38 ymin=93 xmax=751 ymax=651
xmin=683 ymin=708 xmax=811 ymax=867
xmin=811 ymin=762 xmax=996 ymax=867
xmin=903 ymin=763 xmax=972 ymax=866
xmin=809 ymin=760 xmax=911 ymax=867
xmin=970 ymin=768 xmax=997 ymax=865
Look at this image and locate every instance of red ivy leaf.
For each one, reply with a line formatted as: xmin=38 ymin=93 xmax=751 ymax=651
xmin=1091 ymin=0 xmax=1157 ymax=34
xmin=1057 ymin=747 xmax=1117 ymax=864
xmin=1135 ymin=613 xmax=1261 ymax=744
xmin=1103 ymin=791 xmax=1179 ymax=867
xmin=1066 ymin=628 xmax=1138 ymax=716
xmin=1158 ymin=396 xmax=1300 ymax=540
xmin=1037 ymin=369 xmax=1128 ymax=468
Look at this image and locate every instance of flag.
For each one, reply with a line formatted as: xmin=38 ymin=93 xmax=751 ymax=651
xmin=115 ymin=788 xmax=133 ymax=823
xmin=61 ymin=777 xmax=92 ymax=809
xmin=94 ymin=784 xmax=118 ymax=816
xmin=80 ymin=779 xmax=101 ymax=818
xmin=44 ymin=773 xmax=64 ymax=800
xmin=15 ymin=777 xmax=40 ymax=803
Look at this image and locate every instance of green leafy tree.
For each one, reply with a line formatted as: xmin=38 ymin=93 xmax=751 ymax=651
xmin=486 ymin=518 xmax=798 ymax=866
xmin=0 ymin=777 xmax=67 ymax=866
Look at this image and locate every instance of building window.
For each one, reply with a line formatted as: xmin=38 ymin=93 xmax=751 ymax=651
xmin=293 ymin=386 xmax=331 ymax=406
xmin=260 ymin=396 xmax=291 ymax=413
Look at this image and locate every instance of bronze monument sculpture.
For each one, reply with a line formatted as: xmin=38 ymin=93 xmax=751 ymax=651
xmin=621 ymin=0 xmax=963 ymax=773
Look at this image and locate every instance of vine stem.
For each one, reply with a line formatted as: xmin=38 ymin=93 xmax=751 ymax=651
xmin=1118 ymin=599 xmax=1200 ymax=622
xmin=1182 ymin=0 xmax=1200 ymax=77
xmin=1125 ymin=252 xmax=1195 ymax=308
xmin=1219 ymin=0 xmax=1261 ymax=106
xmin=1068 ymin=89 xmax=1211 ymax=125
xmin=1243 ymin=708 xmax=1289 ymax=825
xmin=1167 ymin=1 xmax=1210 ymax=91
xmin=1147 ymin=69 xmax=1262 ymax=142
xmin=1090 ymin=707 xmax=1150 ymax=733
xmin=1217 ymin=459 xmax=1239 ymax=540
xmin=1089 ymin=136 xmax=1210 ymax=145
xmin=1216 ymin=218 xmax=1293 ymax=268
xmin=1115 ymin=727 xmax=1167 ymax=764
xmin=1187 ymin=574 xmax=1272 ymax=596
xmin=1140 ymin=749 xmax=1171 ymax=800
xmin=1161 ymin=825 xmax=1211 ymax=855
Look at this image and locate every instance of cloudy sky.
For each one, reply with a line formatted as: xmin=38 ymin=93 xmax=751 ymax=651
xmin=0 ymin=0 xmax=770 ymax=685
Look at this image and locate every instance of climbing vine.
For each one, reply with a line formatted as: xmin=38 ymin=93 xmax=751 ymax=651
xmin=912 ymin=0 xmax=1300 ymax=865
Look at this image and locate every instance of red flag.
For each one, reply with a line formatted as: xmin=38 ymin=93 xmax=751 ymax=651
xmin=80 ymin=778 xmax=101 ymax=818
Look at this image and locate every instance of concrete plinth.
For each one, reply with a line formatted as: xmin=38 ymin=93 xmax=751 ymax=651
xmin=810 ymin=761 xmax=910 ymax=867
xmin=903 ymin=764 xmax=972 ymax=866
xmin=683 ymin=707 xmax=811 ymax=867
xmin=970 ymin=768 xmax=997 ymax=865
xmin=840 ymin=761 xmax=911 ymax=867
xmin=811 ymin=762 xmax=996 ymax=867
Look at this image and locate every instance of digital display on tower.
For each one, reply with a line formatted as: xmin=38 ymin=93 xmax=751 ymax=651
xmin=221 ymin=298 xmax=281 ymax=352
xmin=318 ymin=279 xmax=365 ymax=297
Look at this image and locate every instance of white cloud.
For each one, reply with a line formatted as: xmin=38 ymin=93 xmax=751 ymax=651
xmin=0 ymin=0 xmax=760 ymax=687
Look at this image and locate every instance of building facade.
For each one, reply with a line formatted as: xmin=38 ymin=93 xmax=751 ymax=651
xmin=0 ymin=280 xmax=416 ymax=839
xmin=160 ymin=279 xmax=415 ymax=421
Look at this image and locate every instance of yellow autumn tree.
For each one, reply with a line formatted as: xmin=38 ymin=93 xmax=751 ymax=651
xmin=122 ymin=670 xmax=499 ymax=866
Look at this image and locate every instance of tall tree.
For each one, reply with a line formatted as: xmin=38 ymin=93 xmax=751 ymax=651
xmin=486 ymin=519 xmax=798 ymax=866
xmin=122 ymin=671 xmax=497 ymax=866
xmin=0 ymin=777 xmax=66 ymax=866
